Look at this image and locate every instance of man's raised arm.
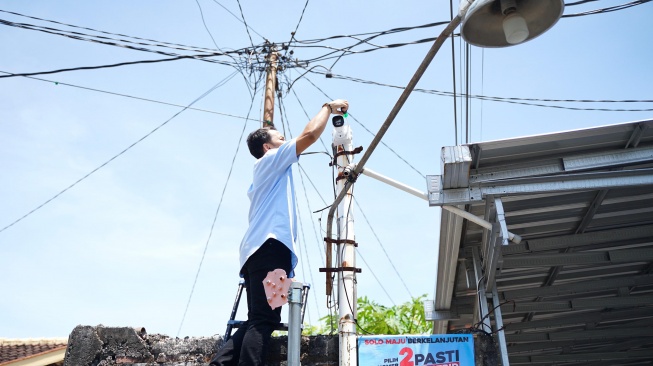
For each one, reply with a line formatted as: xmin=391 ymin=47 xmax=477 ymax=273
xmin=295 ymin=99 xmax=349 ymax=155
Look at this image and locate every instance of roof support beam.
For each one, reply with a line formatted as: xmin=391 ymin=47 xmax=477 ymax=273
xmin=502 ymin=247 xmax=653 ymax=268
xmin=429 ymin=168 xmax=653 ymax=206
xmin=505 ymin=327 xmax=653 ymax=342
xmin=502 ymin=295 xmax=653 ymax=313
xmin=469 ymin=144 xmax=653 ymax=183
xmin=511 ymin=350 xmax=653 ymax=364
xmin=504 ymin=307 xmax=653 ymax=331
xmin=502 ymin=274 xmax=653 ymax=299
xmin=507 ymin=338 xmax=652 ymax=354
xmin=502 ymin=224 xmax=653 ymax=255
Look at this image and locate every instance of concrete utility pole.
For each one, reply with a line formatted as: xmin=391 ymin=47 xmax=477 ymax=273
xmin=332 ymin=117 xmax=357 ymax=366
xmin=263 ymin=47 xmax=278 ymax=127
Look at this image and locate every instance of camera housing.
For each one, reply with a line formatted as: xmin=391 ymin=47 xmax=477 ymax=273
xmin=332 ymin=115 xmax=345 ymax=127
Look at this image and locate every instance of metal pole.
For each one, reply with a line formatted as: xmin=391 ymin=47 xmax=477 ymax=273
xmin=287 ymin=281 xmax=304 ymax=366
xmin=324 ymin=3 xmax=474 ymax=288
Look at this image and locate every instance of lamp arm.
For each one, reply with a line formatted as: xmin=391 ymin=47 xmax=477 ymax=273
xmin=350 ymin=164 xmax=523 ymax=244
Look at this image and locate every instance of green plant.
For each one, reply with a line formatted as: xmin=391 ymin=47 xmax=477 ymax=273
xmin=302 ymin=294 xmax=430 ymax=335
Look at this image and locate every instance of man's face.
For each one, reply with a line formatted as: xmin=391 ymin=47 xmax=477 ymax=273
xmin=265 ymin=129 xmax=286 ymax=151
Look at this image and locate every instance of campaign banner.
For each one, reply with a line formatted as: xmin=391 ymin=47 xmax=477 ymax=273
xmin=358 ymin=334 xmax=474 ymax=366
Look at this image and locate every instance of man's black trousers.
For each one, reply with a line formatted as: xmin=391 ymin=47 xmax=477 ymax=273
xmin=210 ymin=238 xmax=292 ymax=366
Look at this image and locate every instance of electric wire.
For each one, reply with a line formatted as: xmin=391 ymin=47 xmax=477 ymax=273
xmin=195 ymin=0 xmax=224 ymax=54
xmin=295 ymin=203 xmax=315 ymax=325
xmin=0 ymin=17 xmax=242 ymax=66
xmin=458 ymin=33 xmax=463 ymax=145
xmin=0 ymin=13 xmax=449 ymax=69
xmin=298 ymin=164 xmax=330 ymax=210
xmin=193 ymin=0 xmax=254 ymax=100
xmin=177 ymin=80 xmax=256 ymax=337
xmin=0 ymin=53 xmax=230 ymax=79
xmin=207 ymin=0 xmax=265 ymax=40
xmin=3 ymin=1 xmax=648 ymax=77
xmin=300 ymin=35 xmax=448 ymax=64
xmin=0 ymin=13 xmax=279 ymax=95
xmin=297 ymin=166 xmax=327 ymax=265
xmin=0 ymin=0 xmax=607 ymax=62
xmin=235 ymin=0 xmax=255 ymax=47
xmin=352 ymin=197 xmax=413 ymax=299
xmin=356 ymin=248 xmax=396 ymax=307
xmin=566 ymin=0 xmax=601 ymax=5
xmin=0 ymin=71 xmax=258 ymax=122
xmin=449 ymin=0 xmax=458 ymax=145
xmin=562 ymin=0 xmax=652 ymax=17
xmin=289 ymin=0 xmax=647 ymax=50
xmin=0 ymin=70 xmax=238 ymax=234
xmin=480 ymin=48 xmax=485 ymax=141
xmin=314 ymin=71 xmax=653 ymax=112
xmin=337 ymin=185 xmax=395 ymax=331
xmin=303 ymin=76 xmax=427 ymax=178
xmin=297 ymin=167 xmax=326 ymax=322
xmin=465 ymin=41 xmax=471 ymax=144
xmin=0 ymin=9 xmax=220 ymax=53
xmin=295 ymin=20 xmax=450 ymax=45
xmin=286 ymin=0 xmax=311 ymax=51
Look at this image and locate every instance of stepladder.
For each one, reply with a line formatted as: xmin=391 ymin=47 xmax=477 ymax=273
xmin=224 ymin=278 xmax=311 ymax=342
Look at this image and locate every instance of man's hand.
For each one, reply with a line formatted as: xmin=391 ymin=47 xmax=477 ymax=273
xmin=296 ymin=99 xmax=350 ymax=155
xmin=324 ymin=99 xmax=349 ymax=115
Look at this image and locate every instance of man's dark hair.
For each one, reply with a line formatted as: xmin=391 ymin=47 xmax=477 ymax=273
xmin=247 ymin=128 xmax=273 ymax=159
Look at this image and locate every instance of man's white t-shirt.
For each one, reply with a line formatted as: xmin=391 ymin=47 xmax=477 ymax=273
xmin=239 ymin=138 xmax=299 ymax=277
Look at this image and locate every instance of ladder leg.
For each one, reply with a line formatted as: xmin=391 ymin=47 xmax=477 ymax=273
xmin=224 ymin=280 xmax=245 ymax=342
xmin=300 ymin=284 xmax=311 ymax=324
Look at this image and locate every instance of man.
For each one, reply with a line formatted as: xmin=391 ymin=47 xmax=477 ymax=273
xmin=210 ymin=99 xmax=349 ymax=365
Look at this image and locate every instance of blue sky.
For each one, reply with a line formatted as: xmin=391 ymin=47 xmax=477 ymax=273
xmin=1 ymin=0 xmax=652 ymax=338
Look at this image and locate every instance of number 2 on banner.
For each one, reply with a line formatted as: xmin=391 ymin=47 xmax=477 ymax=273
xmin=399 ymin=347 xmax=414 ymax=366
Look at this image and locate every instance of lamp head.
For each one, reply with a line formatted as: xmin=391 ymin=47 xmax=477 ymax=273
xmin=461 ymin=0 xmax=564 ymax=48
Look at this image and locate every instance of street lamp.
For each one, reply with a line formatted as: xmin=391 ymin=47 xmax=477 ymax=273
xmin=461 ymin=0 xmax=565 ymax=47
xmin=324 ymin=2 xmax=565 ymax=366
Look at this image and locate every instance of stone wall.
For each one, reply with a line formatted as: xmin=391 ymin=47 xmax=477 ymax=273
xmin=63 ymin=325 xmax=338 ymax=366
xmin=63 ymin=325 xmax=496 ymax=366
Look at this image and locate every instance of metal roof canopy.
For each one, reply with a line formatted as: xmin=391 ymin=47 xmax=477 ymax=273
xmin=428 ymin=119 xmax=653 ymax=365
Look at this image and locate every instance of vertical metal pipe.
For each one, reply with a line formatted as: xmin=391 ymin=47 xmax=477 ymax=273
xmin=492 ymin=287 xmax=510 ymax=366
xmin=472 ymin=247 xmax=491 ymax=332
xmin=287 ymin=282 xmax=304 ymax=366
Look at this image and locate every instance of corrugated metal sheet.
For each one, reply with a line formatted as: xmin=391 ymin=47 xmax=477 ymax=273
xmin=433 ymin=119 xmax=653 ymax=365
